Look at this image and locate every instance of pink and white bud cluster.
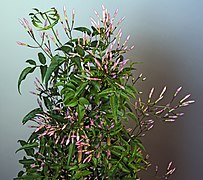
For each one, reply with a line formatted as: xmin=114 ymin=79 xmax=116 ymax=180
xmin=91 ymin=5 xmax=125 ymax=40
xmin=19 ymin=18 xmax=34 ymax=38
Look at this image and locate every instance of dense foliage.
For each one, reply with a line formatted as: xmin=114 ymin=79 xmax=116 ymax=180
xmin=15 ymin=6 xmax=194 ymax=179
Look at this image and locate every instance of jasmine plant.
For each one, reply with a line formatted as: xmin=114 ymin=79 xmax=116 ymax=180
xmin=15 ymin=5 xmax=194 ymax=179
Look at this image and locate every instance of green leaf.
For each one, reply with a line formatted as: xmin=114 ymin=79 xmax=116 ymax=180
xmin=56 ymin=46 xmax=72 ymax=54
xmin=127 ymin=112 xmax=139 ymax=124
xmin=18 ymin=140 xmax=34 ymax=156
xmin=112 ymin=145 xmax=126 ymax=152
xmin=90 ymin=40 xmax=98 ymax=47
xmin=99 ymin=88 xmax=115 ymax=97
xmin=25 ymin=59 xmax=36 ymax=66
xmin=17 ymin=171 xmax=24 ymax=177
xmin=109 ymin=163 xmax=119 ymax=176
xmin=40 ymin=65 xmax=47 ymax=82
xmin=65 ymin=98 xmax=78 ymax=107
xmin=76 ymin=45 xmax=85 ymax=57
xmin=38 ymin=52 xmax=46 ymax=64
xmin=16 ymin=142 xmax=38 ymax=153
xmin=50 ymin=114 xmax=66 ymax=123
xmin=79 ymin=97 xmax=89 ymax=105
xmin=19 ymin=159 xmax=35 ymax=165
xmin=119 ymin=91 xmax=130 ymax=101
xmin=124 ymin=85 xmax=136 ymax=98
xmin=110 ymin=94 xmax=118 ymax=122
xmin=126 ymin=84 xmax=138 ymax=94
xmin=118 ymin=162 xmax=131 ymax=173
xmin=91 ymin=81 xmax=100 ymax=92
xmin=72 ymin=56 xmax=82 ymax=69
xmin=74 ymin=27 xmax=91 ymax=35
xmin=22 ymin=108 xmax=43 ymax=124
xmin=44 ymin=55 xmax=65 ymax=85
xmin=64 ymin=91 xmax=75 ymax=103
xmin=67 ymin=143 xmax=75 ymax=166
xmin=77 ymin=104 xmax=85 ymax=122
xmin=81 ymin=170 xmax=92 ymax=177
xmin=110 ymin=128 xmax=122 ymax=136
xmin=74 ymin=82 xmax=88 ymax=97
xmin=18 ymin=67 xmax=36 ymax=94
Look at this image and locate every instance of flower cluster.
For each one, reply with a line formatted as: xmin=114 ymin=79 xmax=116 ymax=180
xmin=15 ymin=5 xmax=193 ymax=180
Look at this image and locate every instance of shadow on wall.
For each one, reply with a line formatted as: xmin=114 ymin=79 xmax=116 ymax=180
xmin=128 ymin=34 xmax=199 ymax=179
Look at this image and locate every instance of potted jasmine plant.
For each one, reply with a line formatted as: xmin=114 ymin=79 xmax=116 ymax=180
xmin=15 ymin=5 xmax=194 ymax=179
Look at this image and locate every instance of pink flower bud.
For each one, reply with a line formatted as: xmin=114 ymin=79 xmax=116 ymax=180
xmin=16 ymin=41 xmax=28 ymax=46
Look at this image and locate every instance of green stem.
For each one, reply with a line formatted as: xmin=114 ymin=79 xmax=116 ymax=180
xmin=45 ymin=14 xmax=63 ymax=47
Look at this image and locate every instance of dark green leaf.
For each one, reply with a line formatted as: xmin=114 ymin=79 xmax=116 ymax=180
xmin=76 ymin=46 xmax=85 ymax=57
xmin=90 ymin=40 xmax=98 ymax=47
xmin=56 ymin=46 xmax=72 ymax=54
xmin=38 ymin=52 xmax=46 ymax=64
xmin=18 ymin=140 xmax=34 ymax=156
xmin=22 ymin=108 xmax=43 ymax=124
xmin=18 ymin=67 xmax=36 ymax=94
xmin=16 ymin=142 xmax=38 ymax=153
xmin=79 ymin=97 xmax=89 ymax=105
xmin=74 ymin=27 xmax=91 ymax=35
xmin=77 ymin=104 xmax=85 ymax=122
xmin=40 ymin=65 xmax=47 ymax=82
xmin=74 ymin=82 xmax=88 ymax=97
xmin=127 ymin=112 xmax=139 ymax=124
xmin=118 ymin=162 xmax=131 ymax=173
xmin=110 ymin=94 xmax=118 ymax=122
xmin=17 ymin=171 xmax=24 ymax=177
xmin=19 ymin=159 xmax=35 ymax=165
xmin=44 ymin=55 xmax=65 ymax=85
xmin=72 ymin=56 xmax=81 ymax=69
xmin=67 ymin=144 xmax=75 ymax=166
xmin=110 ymin=128 xmax=122 ymax=136
xmin=99 ymin=88 xmax=115 ymax=96
xmin=25 ymin=59 xmax=36 ymax=66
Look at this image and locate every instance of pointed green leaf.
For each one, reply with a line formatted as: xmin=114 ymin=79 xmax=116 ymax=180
xmin=17 ymin=171 xmax=24 ymax=177
xmin=16 ymin=142 xmax=38 ymax=153
xmin=74 ymin=27 xmax=91 ymax=35
xmin=99 ymin=88 xmax=115 ymax=97
xmin=40 ymin=65 xmax=47 ymax=82
xmin=18 ymin=140 xmax=34 ymax=156
xmin=18 ymin=67 xmax=36 ymax=94
xmin=19 ymin=159 xmax=35 ymax=165
xmin=72 ymin=56 xmax=82 ymax=69
xmin=77 ymin=104 xmax=85 ymax=121
xmin=65 ymin=98 xmax=78 ymax=107
xmin=22 ymin=108 xmax=43 ymax=124
xmin=67 ymin=143 xmax=75 ymax=166
xmin=79 ymin=97 xmax=89 ymax=105
xmin=110 ymin=94 xmax=118 ymax=122
xmin=74 ymin=82 xmax=88 ymax=97
xmin=127 ymin=112 xmax=139 ymax=124
xmin=44 ymin=55 xmax=65 ymax=85
xmin=76 ymin=45 xmax=85 ymax=57
xmin=56 ymin=46 xmax=72 ymax=54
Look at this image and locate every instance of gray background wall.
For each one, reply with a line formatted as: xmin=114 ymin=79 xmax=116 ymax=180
xmin=0 ymin=0 xmax=202 ymax=179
